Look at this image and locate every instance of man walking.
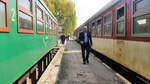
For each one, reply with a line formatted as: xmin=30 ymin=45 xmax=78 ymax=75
xmin=60 ymin=33 xmax=66 ymax=44
xmin=79 ymin=26 xmax=92 ymax=64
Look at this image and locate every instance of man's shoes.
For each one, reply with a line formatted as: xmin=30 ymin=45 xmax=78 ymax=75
xmin=83 ymin=62 xmax=86 ymax=64
xmin=87 ymin=60 xmax=89 ymax=64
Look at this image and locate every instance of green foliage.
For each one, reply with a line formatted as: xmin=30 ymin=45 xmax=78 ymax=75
xmin=44 ymin=0 xmax=77 ymax=34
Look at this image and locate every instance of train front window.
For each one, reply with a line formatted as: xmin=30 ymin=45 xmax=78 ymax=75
xmin=104 ymin=12 xmax=112 ymax=36
xmin=19 ymin=0 xmax=31 ymax=11
xmin=0 ymin=1 xmax=6 ymax=27
xmin=19 ymin=11 xmax=32 ymax=30
xmin=116 ymin=6 xmax=125 ymax=36
xmin=133 ymin=14 xmax=150 ymax=35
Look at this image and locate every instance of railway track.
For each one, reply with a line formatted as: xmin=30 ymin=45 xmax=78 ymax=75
xmin=91 ymin=49 xmax=150 ymax=84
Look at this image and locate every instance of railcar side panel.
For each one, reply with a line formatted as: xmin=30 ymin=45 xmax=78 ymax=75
xmin=92 ymin=38 xmax=150 ymax=80
xmin=0 ymin=0 xmax=58 ymax=84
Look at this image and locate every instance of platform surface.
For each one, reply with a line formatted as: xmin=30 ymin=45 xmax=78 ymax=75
xmin=57 ymin=41 xmax=129 ymax=84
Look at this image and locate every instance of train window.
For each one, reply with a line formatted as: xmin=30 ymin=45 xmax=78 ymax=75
xmin=53 ymin=22 xmax=54 ymax=28
xmin=37 ymin=21 xmax=44 ymax=32
xmin=44 ymin=13 xmax=46 ymax=24
xmin=55 ymin=23 xmax=57 ymax=29
xmin=53 ymin=23 xmax=55 ymax=29
xmin=45 ymin=14 xmax=49 ymax=34
xmin=117 ymin=7 xmax=124 ymax=20
xmin=0 ymin=1 xmax=6 ymax=27
xmin=52 ymin=21 xmax=54 ymax=29
xmin=117 ymin=21 xmax=125 ymax=35
xmin=0 ymin=0 xmax=9 ymax=32
xmin=54 ymin=23 xmax=56 ymax=29
xmin=45 ymin=24 xmax=49 ymax=34
xmin=19 ymin=11 xmax=32 ymax=30
xmin=44 ymin=14 xmax=46 ymax=22
xmin=92 ymin=22 xmax=95 ymax=36
xmin=51 ymin=21 xmax=52 ymax=29
xmin=97 ymin=19 xmax=102 ymax=36
xmin=47 ymin=16 xmax=49 ymax=23
xmin=104 ymin=12 xmax=112 ymax=36
xmin=37 ymin=7 xmax=43 ymax=20
xmin=53 ymin=21 xmax=54 ymax=29
xmin=49 ymin=18 xmax=51 ymax=29
xmin=17 ymin=0 xmax=33 ymax=33
xmin=133 ymin=0 xmax=150 ymax=37
xmin=134 ymin=0 xmax=150 ymax=13
xmin=36 ymin=5 xmax=44 ymax=34
xmin=133 ymin=14 xmax=150 ymax=36
xmin=47 ymin=17 xmax=50 ymax=34
xmin=19 ymin=0 xmax=31 ymax=11
xmin=53 ymin=22 xmax=55 ymax=29
xmin=49 ymin=19 xmax=52 ymax=34
xmin=116 ymin=5 xmax=125 ymax=36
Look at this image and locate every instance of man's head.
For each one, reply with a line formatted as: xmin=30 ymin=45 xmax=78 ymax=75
xmin=83 ymin=26 xmax=88 ymax=32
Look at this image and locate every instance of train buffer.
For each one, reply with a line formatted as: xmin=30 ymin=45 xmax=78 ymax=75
xmin=37 ymin=41 xmax=131 ymax=84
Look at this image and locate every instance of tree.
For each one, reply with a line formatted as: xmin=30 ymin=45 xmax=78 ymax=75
xmin=43 ymin=0 xmax=77 ymax=34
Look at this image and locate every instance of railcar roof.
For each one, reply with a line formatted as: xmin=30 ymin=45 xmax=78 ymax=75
xmin=39 ymin=0 xmax=58 ymax=24
xmin=76 ymin=0 xmax=121 ymax=30
xmin=90 ymin=0 xmax=121 ymax=20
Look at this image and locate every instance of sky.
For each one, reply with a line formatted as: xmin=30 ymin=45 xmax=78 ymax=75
xmin=70 ymin=0 xmax=112 ymax=28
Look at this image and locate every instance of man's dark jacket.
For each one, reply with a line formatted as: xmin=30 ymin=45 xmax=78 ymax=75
xmin=79 ymin=31 xmax=92 ymax=46
xmin=60 ymin=35 xmax=65 ymax=41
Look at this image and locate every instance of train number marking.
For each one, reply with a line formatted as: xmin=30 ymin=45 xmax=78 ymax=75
xmin=11 ymin=8 xmax=16 ymax=22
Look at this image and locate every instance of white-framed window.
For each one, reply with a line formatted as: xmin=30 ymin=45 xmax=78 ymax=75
xmin=96 ymin=19 xmax=102 ymax=36
xmin=104 ymin=12 xmax=112 ymax=36
xmin=91 ymin=22 xmax=95 ymax=36
xmin=116 ymin=5 xmax=126 ymax=36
